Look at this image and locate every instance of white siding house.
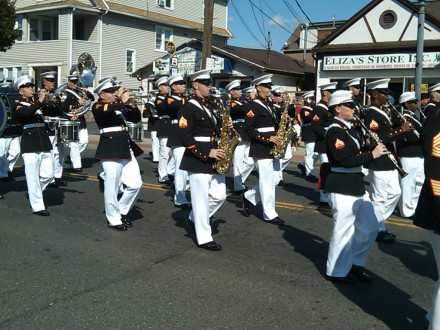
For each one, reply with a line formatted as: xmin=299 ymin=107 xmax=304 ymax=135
xmin=0 ymin=0 xmax=231 ymax=90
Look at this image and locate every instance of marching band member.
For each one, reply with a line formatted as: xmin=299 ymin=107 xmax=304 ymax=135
xmin=143 ymin=91 xmax=159 ymax=163
xmin=424 ymin=83 xmax=440 ymax=120
xmin=396 ymin=92 xmax=424 ymax=218
xmin=297 ymin=91 xmax=319 ymax=182
xmin=178 ymin=69 xmax=226 ymax=251
xmin=242 ymin=74 xmax=284 ymax=225
xmin=154 ymin=76 xmax=175 ymax=184
xmin=62 ymin=74 xmax=94 ymax=172
xmin=364 ymin=79 xmax=412 ymax=243
xmin=92 ymin=78 xmax=143 ymax=231
xmin=0 ymin=99 xmax=21 ymax=182
xmin=165 ymin=73 xmax=190 ymax=210
xmin=324 ymin=90 xmax=388 ymax=284
xmin=14 ymin=75 xmax=60 ymax=216
xmin=311 ymin=82 xmax=338 ymax=204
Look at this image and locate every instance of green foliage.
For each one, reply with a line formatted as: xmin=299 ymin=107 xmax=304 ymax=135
xmin=0 ymin=0 xmax=22 ymax=52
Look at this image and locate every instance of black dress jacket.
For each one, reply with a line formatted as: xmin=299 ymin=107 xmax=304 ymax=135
xmin=311 ymin=102 xmax=332 ymax=153
xmin=166 ymin=94 xmax=185 ymax=147
xmin=230 ymin=98 xmax=249 ymax=143
xmin=396 ymin=110 xmax=423 ymax=158
xmin=299 ymin=105 xmax=315 ymax=143
xmin=155 ymin=94 xmax=170 ymax=138
xmin=92 ymin=99 xmax=142 ymax=160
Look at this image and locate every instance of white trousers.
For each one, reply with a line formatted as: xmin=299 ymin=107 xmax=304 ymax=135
xmin=275 ymin=142 xmax=292 ymax=185
xmin=158 ymin=137 xmax=175 ymax=182
xmin=151 ymin=131 xmax=159 ymax=162
xmin=368 ymin=169 xmax=401 ymax=232
xmin=398 ymin=157 xmax=425 ymax=218
xmin=0 ymin=137 xmax=20 ymax=177
xmin=69 ymin=128 xmax=88 ymax=169
xmin=172 ymin=146 xmax=188 ymax=205
xmin=188 ymin=172 xmax=226 ymax=245
xmin=101 ymin=151 xmax=143 ymax=226
xmin=427 ymin=231 xmax=440 ymax=330
xmin=303 ymin=142 xmax=318 ymax=176
xmin=22 ymin=152 xmax=53 ymax=212
xmin=233 ymin=141 xmax=254 ymax=191
xmin=48 ymin=135 xmax=66 ymax=179
xmin=244 ymin=158 xmax=279 ymax=220
xmin=326 ymin=192 xmax=379 ymax=277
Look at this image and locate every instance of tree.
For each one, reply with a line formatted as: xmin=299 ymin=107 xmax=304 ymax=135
xmin=0 ymin=0 xmax=22 ymax=52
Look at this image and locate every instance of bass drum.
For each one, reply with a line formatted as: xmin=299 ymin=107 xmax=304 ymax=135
xmin=0 ymin=91 xmax=10 ymax=137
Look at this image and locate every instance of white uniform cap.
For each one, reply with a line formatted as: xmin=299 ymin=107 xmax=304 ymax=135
xmin=328 ymin=90 xmax=353 ymax=107
xmin=155 ymin=76 xmax=169 ymax=87
xmin=93 ymin=78 xmax=116 ymax=94
xmin=225 ymin=79 xmax=242 ymax=92
xmin=366 ymin=78 xmax=390 ymax=90
xmin=167 ymin=73 xmax=185 ymax=86
xmin=319 ymin=82 xmax=338 ymax=91
xmin=252 ymin=74 xmax=273 ymax=86
xmin=188 ymin=69 xmax=211 ymax=81
xmin=399 ymin=91 xmax=417 ymax=104
xmin=428 ymin=82 xmax=440 ymax=92
xmin=67 ymin=74 xmax=78 ymax=81
xmin=272 ymin=86 xmax=284 ymax=94
xmin=41 ymin=71 xmax=57 ymax=79
xmin=13 ymin=75 xmax=35 ymax=91
xmin=302 ymin=91 xmax=315 ymax=99
xmin=341 ymin=78 xmax=361 ymax=89
xmin=243 ymin=86 xmax=256 ymax=94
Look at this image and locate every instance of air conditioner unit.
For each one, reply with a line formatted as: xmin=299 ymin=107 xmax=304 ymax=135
xmin=157 ymin=0 xmax=165 ymax=7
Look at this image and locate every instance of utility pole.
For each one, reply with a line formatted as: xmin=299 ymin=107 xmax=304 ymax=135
xmin=415 ymin=0 xmax=426 ymax=105
xmin=302 ymin=23 xmax=309 ymax=63
xmin=201 ymin=0 xmax=214 ymax=69
xmin=267 ymin=31 xmax=272 ymax=66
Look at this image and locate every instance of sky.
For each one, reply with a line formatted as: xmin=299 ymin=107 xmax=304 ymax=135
xmin=227 ymin=0 xmax=372 ymax=51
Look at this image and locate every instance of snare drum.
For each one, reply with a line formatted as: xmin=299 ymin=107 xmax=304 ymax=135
xmin=58 ymin=120 xmax=80 ymax=142
xmin=126 ymin=122 xmax=143 ymax=142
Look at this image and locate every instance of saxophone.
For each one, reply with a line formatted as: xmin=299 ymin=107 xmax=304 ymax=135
xmin=212 ymin=95 xmax=242 ymax=174
xmin=270 ymin=93 xmax=296 ymax=159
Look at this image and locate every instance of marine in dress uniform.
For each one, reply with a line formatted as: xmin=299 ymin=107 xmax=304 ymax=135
xmin=413 ymin=101 xmax=440 ymax=329
xmin=144 ymin=91 xmax=159 ymax=162
xmin=14 ymin=75 xmax=60 ymax=216
xmin=178 ymin=69 xmax=226 ymax=251
xmin=242 ymin=74 xmax=284 ymax=225
xmin=324 ymin=90 xmax=388 ymax=284
xmin=226 ymin=80 xmax=251 ymax=193
xmin=311 ymin=82 xmax=338 ymax=203
xmin=154 ymin=76 xmax=175 ymax=183
xmin=297 ymin=91 xmax=319 ymax=182
xmin=165 ymin=73 xmax=190 ymax=209
xmin=364 ymin=79 xmax=412 ymax=243
xmin=61 ymin=74 xmax=94 ymax=172
xmin=396 ymin=92 xmax=424 ymax=218
xmin=424 ymin=83 xmax=440 ymax=120
xmin=91 ymin=78 xmax=143 ymax=231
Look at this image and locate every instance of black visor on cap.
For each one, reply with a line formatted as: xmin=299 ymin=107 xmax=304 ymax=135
xmin=195 ymin=79 xmax=212 ymax=86
xmin=173 ymin=80 xmax=186 ymax=85
xmin=45 ymin=78 xmax=56 ymax=82
xmin=259 ymin=83 xmax=272 ymax=89
xmin=340 ymin=101 xmax=356 ymax=109
xmin=20 ymin=83 xmax=35 ymax=88
xmin=102 ymin=87 xmax=118 ymax=93
xmin=376 ymin=88 xmax=390 ymax=95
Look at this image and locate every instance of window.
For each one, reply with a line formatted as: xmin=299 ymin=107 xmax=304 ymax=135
xmin=0 ymin=67 xmax=23 ymax=82
xmin=157 ymin=0 xmax=174 ymax=10
xmin=15 ymin=16 xmax=23 ymax=42
xmin=126 ymin=49 xmax=135 ymax=73
xmin=379 ymin=10 xmax=397 ymax=29
xmin=74 ymin=20 xmax=85 ymax=40
xmin=155 ymin=26 xmax=173 ymax=52
xmin=29 ymin=16 xmax=58 ymax=41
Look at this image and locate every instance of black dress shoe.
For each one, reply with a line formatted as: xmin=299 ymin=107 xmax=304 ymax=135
xmin=376 ymin=230 xmax=396 ymax=243
xmin=107 ymin=221 xmax=127 ymax=231
xmin=48 ymin=181 xmax=59 ymax=188
xmin=305 ymin=175 xmax=318 ymax=183
xmin=72 ymin=168 xmax=82 ymax=173
xmin=297 ymin=163 xmax=306 ymax=177
xmin=326 ymin=274 xmax=358 ymax=284
xmin=265 ymin=217 xmax=285 ymax=225
xmin=349 ymin=265 xmax=373 ymax=283
xmin=97 ymin=173 xmax=104 ymax=193
xmin=55 ymin=178 xmax=67 ymax=186
xmin=198 ymin=241 xmax=222 ymax=251
xmin=33 ymin=210 xmax=50 ymax=216
xmin=185 ymin=219 xmax=195 ymax=231
xmin=242 ymin=194 xmax=251 ymax=217
xmin=175 ymin=203 xmax=192 ymax=210
xmin=0 ymin=194 xmax=4 ymax=199
xmin=121 ymin=215 xmax=133 ymax=227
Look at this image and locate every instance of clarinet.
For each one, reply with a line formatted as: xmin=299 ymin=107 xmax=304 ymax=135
xmin=353 ymin=114 xmax=408 ymax=178
xmin=386 ymin=100 xmax=420 ymax=139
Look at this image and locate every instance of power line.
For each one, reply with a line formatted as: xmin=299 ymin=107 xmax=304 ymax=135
xmin=250 ymin=0 xmax=268 ymax=43
xmin=282 ymin=0 xmax=319 ymax=40
xmin=293 ymin=0 xmax=320 ymax=32
xmin=230 ymin=0 xmax=267 ymax=48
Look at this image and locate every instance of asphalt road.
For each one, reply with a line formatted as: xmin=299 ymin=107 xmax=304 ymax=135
xmin=0 ymin=132 xmax=436 ymax=329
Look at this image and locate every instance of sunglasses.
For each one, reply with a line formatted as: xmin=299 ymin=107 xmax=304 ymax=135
xmin=102 ymin=88 xmax=118 ymax=93
xmin=45 ymin=78 xmax=56 ymax=82
xmin=196 ymin=80 xmax=212 ymax=87
xmin=340 ymin=102 xmax=356 ymax=109
xmin=376 ymin=89 xmax=390 ymax=95
xmin=259 ymin=83 xmax=272 ymax=89
xmin=173 ymin=81 xmax=186 ymax=85
xmin=231 ymin=87 xmax=242 ymax=91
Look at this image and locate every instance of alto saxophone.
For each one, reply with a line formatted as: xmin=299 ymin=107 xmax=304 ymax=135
xmin=270 ymin=93 xmax=296 ymax=159
xmin=212 ymin=95 xmax=242 ymax=174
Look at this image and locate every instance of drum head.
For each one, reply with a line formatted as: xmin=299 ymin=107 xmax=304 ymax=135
xmin=0 ymin=92 xmax=10 ymax=136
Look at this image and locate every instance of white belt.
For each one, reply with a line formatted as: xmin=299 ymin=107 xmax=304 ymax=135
xmin=194 ymin=136 xmax=211 ymax=142
xmin=331 ymin=166 xmax=363 ymax=173
xmin=171 ymin=119 xmax=178 ymax=124
xmin=257 ymin=127 xmax=275 ymax=132
xmin=23 ymin=123 xmax=45 ymax=129
xmin=159 ymin=115 xmax=170 ymax=119
xmin=233 ymin=119 xmax=245 ymax=124
xmin=99 ymin=126 xmax=126 ymax=134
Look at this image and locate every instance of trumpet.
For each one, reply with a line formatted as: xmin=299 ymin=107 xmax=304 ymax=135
xmin=352 ymin=114 xmax=408 ymax=178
